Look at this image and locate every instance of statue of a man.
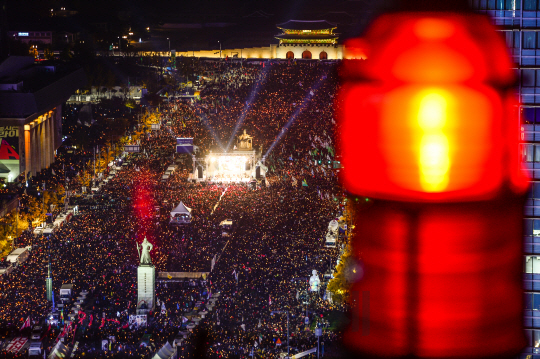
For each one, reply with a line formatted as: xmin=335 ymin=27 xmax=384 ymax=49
xmin=137 ymin=237 xmax=153 ymax=265
xmin=309 ymin=269 xmax=320 ymax=292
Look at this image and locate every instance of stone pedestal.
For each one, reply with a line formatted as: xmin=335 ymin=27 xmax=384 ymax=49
xmin=137 ymin=265 xmax=155 ymax=314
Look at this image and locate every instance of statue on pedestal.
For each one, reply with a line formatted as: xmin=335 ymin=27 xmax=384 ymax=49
xmin=309 ymin=269 xmax=320 ymax=292
xmin=237 ymin=129 xmax=253 ymax=150
xmin=137 ymin=237 xmax=153 ymax=265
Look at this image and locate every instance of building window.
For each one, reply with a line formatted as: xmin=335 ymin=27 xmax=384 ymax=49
xmin=524 ymin=32 xmax=536 ymax=48
xmin=523 ymin=70 xmax=536 ymax=87
xmin=319 ymin=51 xmax=327 ymax=60
xmin=520 ymin=144 xmax=540 ymax=162
xmin=302 ymin=50 xmax=312 ymax=59
xmin=525 ymin=256 xmax=540 ymax=273
xmin=521 ymin=107 xmax=540 ymax=123
xmin=286 ymin=51 xmax=294 ymax=59
xmin=525 ymin=292 xmax=540 ymax=311
xmin=522 ymin=144 xmax=535 ymax=162
xmin=524 ymin=0 xmax=537 ymax=10
xmin=507 ymin=0 xmax=520 ymax=9
xmin=532 ymin=182 xmax=540 ymax=199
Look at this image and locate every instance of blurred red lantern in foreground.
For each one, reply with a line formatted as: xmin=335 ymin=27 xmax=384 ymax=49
xmin=338 ymin=11 xmax=528 ymax=358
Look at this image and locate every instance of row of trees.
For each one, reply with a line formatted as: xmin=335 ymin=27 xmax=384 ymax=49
xmin=70 ymin=108 xmax=160 ymax=190
xmin=327 ymin=199 xmax=367 ymax=304
xmin=0 ymin=188 xmax=66 ymax=257
xmin=0 ymin=105 xmax=160 ymax=257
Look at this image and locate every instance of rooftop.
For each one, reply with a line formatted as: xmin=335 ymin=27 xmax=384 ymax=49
xmin=0 ymin=57 xmax=86 ymax=121
xmin=276 ymin=20 xmax=337 ymax=31
xmin=275 ymin=34 xmax=339 ymax=40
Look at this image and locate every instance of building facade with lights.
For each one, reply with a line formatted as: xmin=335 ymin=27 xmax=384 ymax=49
xmin=473 ymin=0 xmax=540 ymax=356
xmin=0 ymin=56 xmax=86 ymax=182
xmin=274 ymin=20 xmax=340 ymax=60
xmin=148 ymin=20 xmax=344 ymax=60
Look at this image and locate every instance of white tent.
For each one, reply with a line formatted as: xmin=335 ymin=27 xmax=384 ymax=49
xmin=170 ymin=202 xmax=192 ymax=225
xmin=152 ymin=341 xmax=176 ymax=359
xmin=48 ymin=340 xmax=72 ymax=359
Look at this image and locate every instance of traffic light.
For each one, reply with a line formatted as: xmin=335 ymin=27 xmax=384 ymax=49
xmin=338 ymin=11 xmax=528 ymax=359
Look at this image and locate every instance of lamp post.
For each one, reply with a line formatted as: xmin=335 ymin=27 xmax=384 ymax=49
xmin=117 ymin=37 xmax=121 ymax=56
xmin=271 ymin=310 xmax=289 ymax=357
xmin=167 ymin=38 xmax=170 ymax=53
xmin=218 ymin=41 xmax=221 ymax=58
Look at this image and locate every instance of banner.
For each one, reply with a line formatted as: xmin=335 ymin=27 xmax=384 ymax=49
xmin=176 ymin=138 xmax=193 ymax=145
xmin=0 ymin=127 xmax=19 ymax=160
xmin=5 ymin=337 xmax=27 ymax=353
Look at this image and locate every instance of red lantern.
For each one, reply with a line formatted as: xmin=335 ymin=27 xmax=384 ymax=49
xmin=338 ymin=13 xmax=528 ymax=358
xmin=339 ymin=14 xmax=527 ymax=202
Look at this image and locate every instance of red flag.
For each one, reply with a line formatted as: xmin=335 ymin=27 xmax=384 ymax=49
xmin=19 ymin=316 xmax=31 ymax=331
xmin=59 ymin=324 xmax=66 ymax=338
xmin=268 ymin=295 xmax=272 ymax=306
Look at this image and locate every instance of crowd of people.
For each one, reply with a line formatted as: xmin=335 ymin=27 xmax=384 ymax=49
xmin=0 ymin=59 xmax=350 ymax=358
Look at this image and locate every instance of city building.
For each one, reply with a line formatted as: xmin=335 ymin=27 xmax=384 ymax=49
xmin=0 ymin=56 xmax=86 ymax=182
xmin=471 ymin=0 xmax=540 ymax=356
xmin=7 ymin=31 xmax=53 ymax=45
xmin=274 ymin=20 xmax=340 ymax=60
xmin=139 ymin=20 xmax=344 ymax=60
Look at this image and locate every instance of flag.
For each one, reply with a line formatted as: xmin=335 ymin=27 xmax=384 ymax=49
xmin=51 ymin=169 xmax=55 ymax=176
xmin=302 ymin=179 xmax=308 ymax=187
xmin=60 ymin=324 xmax=67 ymax=338
xmin=258 ymin=319 xmax=262 ymax=328
xmin=269 ymin=295 xmax=272 ymax=305
xmin=296 ymin=290 xmax=299 ymax=300
xmin=20 ymin=316 xmax=31 ymax=330
xmin=259 ymin=334 xmax=263 ymax=344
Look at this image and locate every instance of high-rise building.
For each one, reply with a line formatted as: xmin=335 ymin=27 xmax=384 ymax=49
xmin=471 ymin=0 xmax=540 ymax=356
xmin=0 ymin=56 xmax=86 ymax=182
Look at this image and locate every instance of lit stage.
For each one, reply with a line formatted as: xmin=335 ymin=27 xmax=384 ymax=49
xmin=205 ymin=152 xmax=256 ymax=183
xmin=194 ymin=130 xmax=265 ymax=183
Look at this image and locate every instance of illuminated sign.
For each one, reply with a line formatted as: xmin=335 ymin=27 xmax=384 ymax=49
xmin=18 ymin=32 xmax=29 ymax=37
xmin=176 ymin=138 xmax=193 ymax=145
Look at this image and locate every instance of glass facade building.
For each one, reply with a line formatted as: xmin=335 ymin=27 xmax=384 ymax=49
xmin=470 ymin=0 xmax=540 ymax=356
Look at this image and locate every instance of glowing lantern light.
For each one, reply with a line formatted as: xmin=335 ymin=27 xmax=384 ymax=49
xmin=338 ymin=11 xmax=529 ymax=359
xmin=339 ymin=14 xmax=527 ymax=202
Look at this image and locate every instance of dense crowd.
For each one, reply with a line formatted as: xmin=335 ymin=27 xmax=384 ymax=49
xmin=0 ymin=59 xmax=349 ymax=358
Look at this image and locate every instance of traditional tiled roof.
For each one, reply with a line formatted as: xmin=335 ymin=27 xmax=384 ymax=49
xmin=276 ymin=20 xmax=337 ymax=31
xmin=275 ymin=34 xmax=338 ymax=40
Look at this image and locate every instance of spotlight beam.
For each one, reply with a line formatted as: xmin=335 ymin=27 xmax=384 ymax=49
xmin=226 ymin=64 xmax=271 ymax=151
xmin=196 ymin=108 xmax=226 ymax=152
xmin=264 ymin=77 xmax=327 ymax=158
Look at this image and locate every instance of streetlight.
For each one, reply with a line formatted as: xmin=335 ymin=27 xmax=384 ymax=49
xmin=218 ymin=41 xmax=221 ymax=58
xmin=271 ymin=310 xmax=289 ymax=357
xmin=167 ymin=38 xmax=170 ymax=53
xmin=117 ymin=37 xmax=121 ymax=55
